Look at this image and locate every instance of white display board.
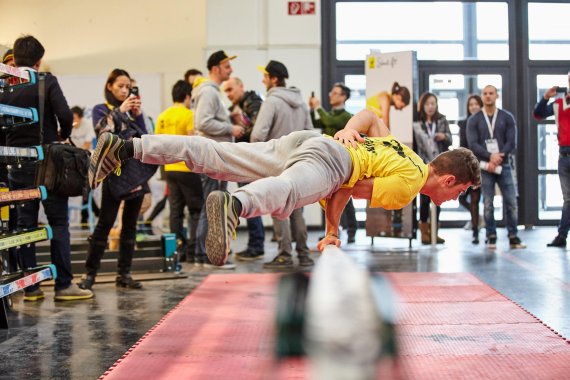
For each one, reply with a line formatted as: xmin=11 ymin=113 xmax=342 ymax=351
xmin=365 ymin=51 xmax=417 ymax=144
xmin=365 ymin=51 xmax=418 ymax=240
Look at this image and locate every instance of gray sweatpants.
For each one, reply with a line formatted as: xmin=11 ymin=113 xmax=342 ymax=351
xmin=137 ymin=130 xmax=353 ymax=219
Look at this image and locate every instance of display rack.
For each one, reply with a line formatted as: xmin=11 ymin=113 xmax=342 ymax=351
xmin=0 ymin=63 xmax=35 ymax=91
xmin=0 ymin=67 xmax=56 ymax=328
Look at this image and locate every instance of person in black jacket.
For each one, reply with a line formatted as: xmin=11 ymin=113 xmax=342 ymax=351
xmin=222 ymin=77 xmax=266 ymax=261
xmin=0 ymin=35 xmax=93 ymax=301
xmin=458 ymin=94 xmax=483 ymax=244
xmin=79 ymin=68 xmax=151 ymax=290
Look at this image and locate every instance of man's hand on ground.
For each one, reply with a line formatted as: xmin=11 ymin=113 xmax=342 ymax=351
xmin=317 ymin=235 xmax=341 ymax=251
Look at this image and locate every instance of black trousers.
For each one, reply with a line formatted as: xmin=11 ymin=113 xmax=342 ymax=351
xmin=85 ymin=181 xmax=144 ymax=276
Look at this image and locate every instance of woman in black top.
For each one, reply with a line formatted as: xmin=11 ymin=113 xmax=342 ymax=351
xmin=458 ymin=94 xmax=483 ymax=244
xmin=80 ymin=69 xmax=151 ymax=290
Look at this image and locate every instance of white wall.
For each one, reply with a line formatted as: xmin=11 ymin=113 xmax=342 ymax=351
xmin=0 ymin=0 xmax=207 ymax=116
xmin=206 ymin=0 xmax=321 ymax=101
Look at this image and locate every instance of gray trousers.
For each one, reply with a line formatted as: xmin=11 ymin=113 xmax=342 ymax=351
xmin=273 ymin=208 xmax=310 ymax=256
xmin=137 ymin=130 xmax=353 ymax=220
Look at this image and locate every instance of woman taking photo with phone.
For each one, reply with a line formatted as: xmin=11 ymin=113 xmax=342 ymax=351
xmin=79 ymin=68 xmax=156 ymax=290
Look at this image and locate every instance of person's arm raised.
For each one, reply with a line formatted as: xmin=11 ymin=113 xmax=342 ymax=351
xmin=333 ymin=108 xmax=389 ymax=148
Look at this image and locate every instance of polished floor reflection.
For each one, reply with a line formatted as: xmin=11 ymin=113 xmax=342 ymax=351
xmin=0 ymin=226 xmax=568 ymax=379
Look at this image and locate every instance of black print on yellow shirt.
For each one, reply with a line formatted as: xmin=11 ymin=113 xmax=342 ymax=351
xmin=380 ymin=139 xmax=424 ymax=176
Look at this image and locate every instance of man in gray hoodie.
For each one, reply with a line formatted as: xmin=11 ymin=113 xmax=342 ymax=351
xmin=192 ymin=50 xmax=245 ymax=268
xmin=251 ymin=60 xmax=314 ymax=269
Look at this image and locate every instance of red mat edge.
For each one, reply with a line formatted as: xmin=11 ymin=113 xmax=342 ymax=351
xmin=98 ymin=274 xmax=220 ymax=379
xmin=470 ymin=273 xmax=570 ymax=344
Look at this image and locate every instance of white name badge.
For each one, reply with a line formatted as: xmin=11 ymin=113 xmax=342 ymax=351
xmin=485 ymin=138 xmax=499 ymax=154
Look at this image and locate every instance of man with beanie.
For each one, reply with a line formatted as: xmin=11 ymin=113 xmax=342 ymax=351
xmin=252 ymin=60 xmax=314 ymax=269
xmin=191 ymin=50 xmax=244 ymax=268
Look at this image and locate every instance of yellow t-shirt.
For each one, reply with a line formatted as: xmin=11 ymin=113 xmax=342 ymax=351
xmin=365 ymin=91 xmax=388 ymax=119
xmin=155 ymin=103 xmax=194 ymax=172
xmin=341 ymin=135 xmax=428 ymax=210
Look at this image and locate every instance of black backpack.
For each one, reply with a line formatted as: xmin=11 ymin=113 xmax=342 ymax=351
xmin=35 ymin=143 xmax=90 ymax=197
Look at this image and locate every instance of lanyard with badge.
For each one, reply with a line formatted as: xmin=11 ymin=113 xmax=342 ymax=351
xmin=484 ymin=110 xmax=499 ymax=154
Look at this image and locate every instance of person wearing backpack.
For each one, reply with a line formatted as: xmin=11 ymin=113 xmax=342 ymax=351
xmin=0 ymin=35 xmax=93 ymax=301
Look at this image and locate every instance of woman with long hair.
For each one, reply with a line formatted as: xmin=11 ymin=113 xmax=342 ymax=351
xmin=458 ymin=94 xmax=483 ymax=244
xmin=79 ymin=68 xmax=151 ymax=290
xmin=413 ymin=92 xmax=452 ymax=244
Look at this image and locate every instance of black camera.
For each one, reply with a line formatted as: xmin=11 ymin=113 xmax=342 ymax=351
xmin=556 ymin=86 xmax=567 ymax=93
xmin=130 ymin=86 xmax=140 ymax=97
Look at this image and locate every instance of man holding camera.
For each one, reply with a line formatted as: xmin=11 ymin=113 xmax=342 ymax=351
xmin=533 ymin=75 xmax=570 ymax=247
xmin=467 ymin=85 xmax=525 ymax=249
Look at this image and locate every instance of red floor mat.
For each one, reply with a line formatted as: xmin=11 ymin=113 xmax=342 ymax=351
xmin=100 ymin=273 xmax=570 ymax=380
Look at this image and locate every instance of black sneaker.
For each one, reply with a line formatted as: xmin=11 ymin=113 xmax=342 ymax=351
xmin=89 ymin=132 xmax=124 ymax=189
xmin=78 ymin=274 xmax=96 ymax=290
xmin=347 ymin=234 xmax=356 ymax=244
xmin=263 ymin=255 xmax=294 ymax=269
xmin=115 ymin=274 xmax=143 ymax=289
xmin=298 ymin=255 xmax=314 ymax=267
xmin=509 ymin=236 xmax=527 ymax=249
xmin=205 ymin=191 xmax=240 ymax=266
xmin=547 ymin=235 xmax=567 ymax=247
xmin=235 ymin=248 xmax=264 ymax=261
xmin=486 ymin=236 xmax=497 ymax=249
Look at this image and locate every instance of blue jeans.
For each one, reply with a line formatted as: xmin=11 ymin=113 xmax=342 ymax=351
xmin=557 ymin=154 xmax=570 ymax=237
xmin=9 ymin=164 xmax=72 ymax=291
xmin=481 ymin=165 xmax=518 ymax=238
xmin=196 ymin=175 xmax=227 ymax=257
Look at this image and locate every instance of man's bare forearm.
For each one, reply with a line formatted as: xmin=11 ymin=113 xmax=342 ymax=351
xmin=324 ymin=187 xmax=353 ymax=237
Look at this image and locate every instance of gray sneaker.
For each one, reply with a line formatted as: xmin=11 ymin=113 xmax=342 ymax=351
xmin=89 ymin=132 xmax=124 ymax=189
xmin=205 ymin=191 xmax=240 ymax=266
xmin=24 ymin=288 xmax=45 ymax=302
xmin=54 ymin=283 xmax=94 ymax=301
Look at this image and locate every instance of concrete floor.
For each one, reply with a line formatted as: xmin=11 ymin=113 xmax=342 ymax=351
xmin=0 ymin=226 xmax=568 ymax=379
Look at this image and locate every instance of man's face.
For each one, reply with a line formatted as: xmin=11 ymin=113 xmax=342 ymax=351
xmin=223 ymin=79 xmax=244 ymax=105
xmin=328 ymin=86 xmax=346 ymax=107
xmin=482 ymin=86 xmax=498 ymax=107
xmin=72 ymin=113 xmax=81 ymax=128
xmin=216 ymin=61 xmax=233 ymax=82
xmin=431 ymin=180 xmax=472 ymax=206
xmin=262 ymin=73 xmax=273 ymax=91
